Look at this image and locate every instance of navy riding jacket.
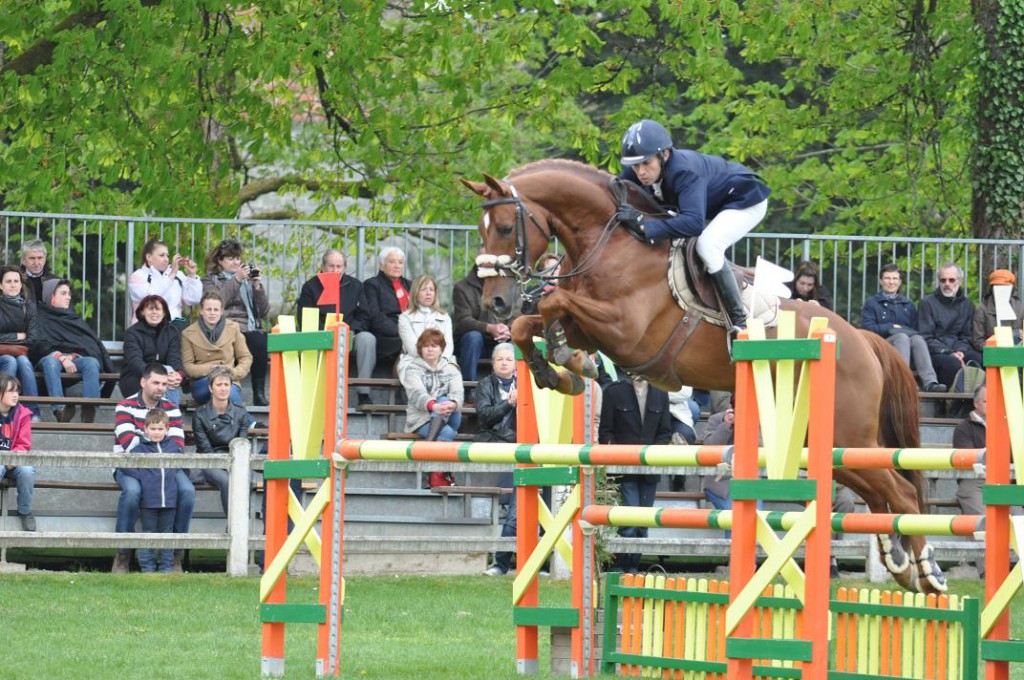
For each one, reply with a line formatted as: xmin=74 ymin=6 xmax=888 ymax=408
xmin=619 ymin=149 xmax=770 ymax=240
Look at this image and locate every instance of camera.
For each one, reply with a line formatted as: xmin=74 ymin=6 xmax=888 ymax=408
xmin=246 ymin=263 xmax=261 ymax=278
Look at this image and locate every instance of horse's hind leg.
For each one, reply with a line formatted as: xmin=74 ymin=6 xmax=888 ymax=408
xmin=511 ymin=315 xmax=584 ymax=395
xmin=836 ymin=470 xmax=946 ymax=593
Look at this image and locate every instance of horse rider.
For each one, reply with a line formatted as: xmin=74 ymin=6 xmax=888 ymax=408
xmin=615 ymin=120 xmax=771 ymax=336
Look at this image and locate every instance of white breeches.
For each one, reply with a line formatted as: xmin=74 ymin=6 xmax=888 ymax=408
xmin=696 ymin=199 xmax=769 ymax=274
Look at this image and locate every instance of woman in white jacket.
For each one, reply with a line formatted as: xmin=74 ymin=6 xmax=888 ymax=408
xmin=396 ymin=275 xmax=454 ymax=380
xmin=401 ymin=328 xmax=463 ymax=441
xmin=128 ymin=238 xmax=203 ymax=325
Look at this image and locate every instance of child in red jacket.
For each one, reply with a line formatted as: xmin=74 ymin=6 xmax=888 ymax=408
xmin=0 ymin=373 xmax=35 ymax=530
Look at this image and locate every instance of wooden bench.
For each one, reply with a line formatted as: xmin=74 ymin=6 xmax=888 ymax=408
xmin=430 ymin=485 xmax=512 ymax=521
xmin=381 ymin=432 xmax=476 ymax=442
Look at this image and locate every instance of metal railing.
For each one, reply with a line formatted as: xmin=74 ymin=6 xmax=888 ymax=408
xmin=2 ymin=210 xmax=1021 ymax=341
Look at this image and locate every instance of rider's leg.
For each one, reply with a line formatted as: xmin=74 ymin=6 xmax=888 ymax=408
xmin=697 ymin=200 xmax=768 ymax=331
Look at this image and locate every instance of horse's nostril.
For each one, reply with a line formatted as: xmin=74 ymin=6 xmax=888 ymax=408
xmin=493 ymin=296 xmax=507 ymax=311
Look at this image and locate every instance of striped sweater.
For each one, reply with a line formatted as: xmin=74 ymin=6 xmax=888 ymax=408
xmin=113 ymin=393 xmax=184 ymax=453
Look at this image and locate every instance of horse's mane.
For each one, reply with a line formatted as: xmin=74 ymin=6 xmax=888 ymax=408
xmin=505 ymin=158 xmax=662 ymax=214
xmin=506 ymin=158 xmax=611 ymax=184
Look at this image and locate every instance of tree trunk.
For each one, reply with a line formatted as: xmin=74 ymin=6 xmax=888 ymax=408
xmin=972 ymin=0 xmax=1024 ymax=241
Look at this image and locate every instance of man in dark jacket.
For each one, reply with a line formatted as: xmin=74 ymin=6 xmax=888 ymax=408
xmin=453 ymin=264 xmax=515 ymax=388
xmin=918 ymin=263 xmax=982 ymax=389
xmin=20 ymin=239 xmax=57 ymax=306
xmin=30 ymin=279 xmax=115 ymax=422
xmin=860 ymin=264 xmax=945 ymax=392
xmin=599 ymin=373 xmax=672 ymax=572
xmin=951 ymin=385 xmax=1003 ymax=576
xmin=350 ymin=247 xmax=410 ymax=405
xmin=295 ymin=248 xmax=362 ymax=330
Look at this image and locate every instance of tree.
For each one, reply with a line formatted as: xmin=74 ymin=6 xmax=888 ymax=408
xmin=972 ymin=0 xmax=1024 ymax=240
xmin=1 ymin=0 xmax=1016 ymax=243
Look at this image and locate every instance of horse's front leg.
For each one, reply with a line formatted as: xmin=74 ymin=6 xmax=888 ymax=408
xmin=511 ymin=315 xmax=584 ymax=395
xmin=538 ymin=290 xmax=629 ymax=381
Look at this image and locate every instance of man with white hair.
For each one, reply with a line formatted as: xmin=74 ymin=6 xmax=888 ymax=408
xmin=918 ymin=262 xmax=983 ymax=390
xmin=20 ymin=239 xmax=57 ymax=306
xmin=350 ymin=247 xmax=411 ymax=405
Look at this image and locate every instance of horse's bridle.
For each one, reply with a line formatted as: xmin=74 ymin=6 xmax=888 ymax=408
xmin=475 ymin=179 xmax=622 ymax=290
xmin=477 ymin=182 xmax=552 ymax=284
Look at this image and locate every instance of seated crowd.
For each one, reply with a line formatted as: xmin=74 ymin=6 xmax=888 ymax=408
xmin=2 ymin=235 xmax=1017 ymax=578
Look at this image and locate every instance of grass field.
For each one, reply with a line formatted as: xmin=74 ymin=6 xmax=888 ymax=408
xmin=1 ymin=571 xmax=1022 ymax=678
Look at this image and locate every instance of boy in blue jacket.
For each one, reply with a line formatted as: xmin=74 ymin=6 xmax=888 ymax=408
xmin=122 ymin=409 xmax=183 ymax=573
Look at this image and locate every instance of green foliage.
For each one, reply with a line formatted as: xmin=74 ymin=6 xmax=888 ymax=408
xmin=973 ymin=0 xmax=1024 ymax=237
xmin=0 ymin=0 xmax=1014 ymax=240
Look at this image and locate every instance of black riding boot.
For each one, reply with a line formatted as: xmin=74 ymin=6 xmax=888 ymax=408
xmin=710 ymin=269 xmax=748 ymax=333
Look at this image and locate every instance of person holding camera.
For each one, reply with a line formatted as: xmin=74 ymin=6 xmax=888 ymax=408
xmin=128 ymin=238 xmax=203 ymax=329
xmin=201 ymin=239 xmax=270 ymax=406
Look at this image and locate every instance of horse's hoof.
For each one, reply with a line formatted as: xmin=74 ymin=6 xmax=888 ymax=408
xmin=581 ymin=357 xmax=599 ymax=380
xmin=916 ymin=544 xmax=948 ymax=593
xmin=551 ymin=344 xmax=572 ymax=366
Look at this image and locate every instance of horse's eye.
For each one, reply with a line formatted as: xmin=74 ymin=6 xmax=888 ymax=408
xmin=497 ymin=224 xmax=514 ymax=237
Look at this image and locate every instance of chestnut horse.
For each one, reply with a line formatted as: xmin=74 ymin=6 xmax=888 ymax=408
xmin=461 ymin=159 xmax=946 ymax=593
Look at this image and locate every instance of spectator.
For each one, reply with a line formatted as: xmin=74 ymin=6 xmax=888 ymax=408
xmin=202 ymin=239 xmax=270 ymax=406
xmin=474 ymin=343 xmax=517 ymax=444
xmin=401 ymin=328 xmax=464 ymax=442
xmin=480 ymin=343 xmax=523 ymax=576
xmin=0 ymin=373 xmax=35 ymax=531
xmin=120 ymin=295 xmax=185 ymax=407
xmin=919 ymin=263 xmax=983 ymax=390
xmin=397 ymin=275 xmax=454 ymax=381
xmin=861 ymin=264 xmax=946 ymax=392
xmin=127 ymin=238 xmax=202 ymax=328
xmin=191 ymin=365 xmax=251 ymax=517
xmin=111 ymin=363 xmax=194 ymax=574
xmin=667 ymin=386 xmax=699 ymax=492
xmin=121 ymin=409 xmax=183 ymax=573
xmin=31 ymin=279 xmax=114 ymax=423
xmin=350 ymin=247 xmax=411 ymax=406
xmin=786 ymin=260 xmax=833 ymax=309
xmin=701 ymin=402 xmax=735 ymax=516
xmin=453 ymin=263 xmax=513 ymax=395
xmin=668 ymin=386 xmax=698 ymax=445
xmin=951 ymin=385 xmax=1007 ymax=577
xmin=600 ymin=374 xmax=672 ymax=572
xmin=180 ymin=291 xmax=252 ymax=406
xmin=0 ymin=266 xmax=41 ymax=420
xmin=295 ymin=248 xmax=362 ymax=329
xmin=973 ymin=269 xmax=1023 ymax=351
xmin=19 ymin=239 xmax=56 ymax=306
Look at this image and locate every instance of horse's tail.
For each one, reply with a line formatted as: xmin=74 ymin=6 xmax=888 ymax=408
xmin=860 ymin=330 xmax=927 ymax=512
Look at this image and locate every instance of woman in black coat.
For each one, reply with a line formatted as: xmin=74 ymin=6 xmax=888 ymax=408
xmin=0 ymin=265 xmax=40 ymax=418
xmin=190 ymin=365 xmax=251 ymax=516
xmin=31 ymin=278 xmax=115 ymax=422
xmin=120 ymin=295 xmax=185 ymax=404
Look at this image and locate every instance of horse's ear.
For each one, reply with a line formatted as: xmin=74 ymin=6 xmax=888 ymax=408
xmin=459 ymin=177 xmax=492 ymax=198
xmin=482 ymin=173 xmax=511 ymax=197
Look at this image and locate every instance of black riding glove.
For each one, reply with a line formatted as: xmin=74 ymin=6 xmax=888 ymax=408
xmin=616 ymin=206 xmax=645 ymax=230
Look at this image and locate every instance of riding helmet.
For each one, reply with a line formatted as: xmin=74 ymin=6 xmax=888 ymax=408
xmin=620 ymin=120 xmax=673 ymax=166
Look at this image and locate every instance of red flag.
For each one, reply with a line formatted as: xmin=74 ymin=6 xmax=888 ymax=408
xmin=316 ymin=272 xmax=342 ymax=316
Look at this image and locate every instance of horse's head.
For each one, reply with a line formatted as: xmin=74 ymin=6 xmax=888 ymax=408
xmin=460 ymin=173 xmax=554 ymax=320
